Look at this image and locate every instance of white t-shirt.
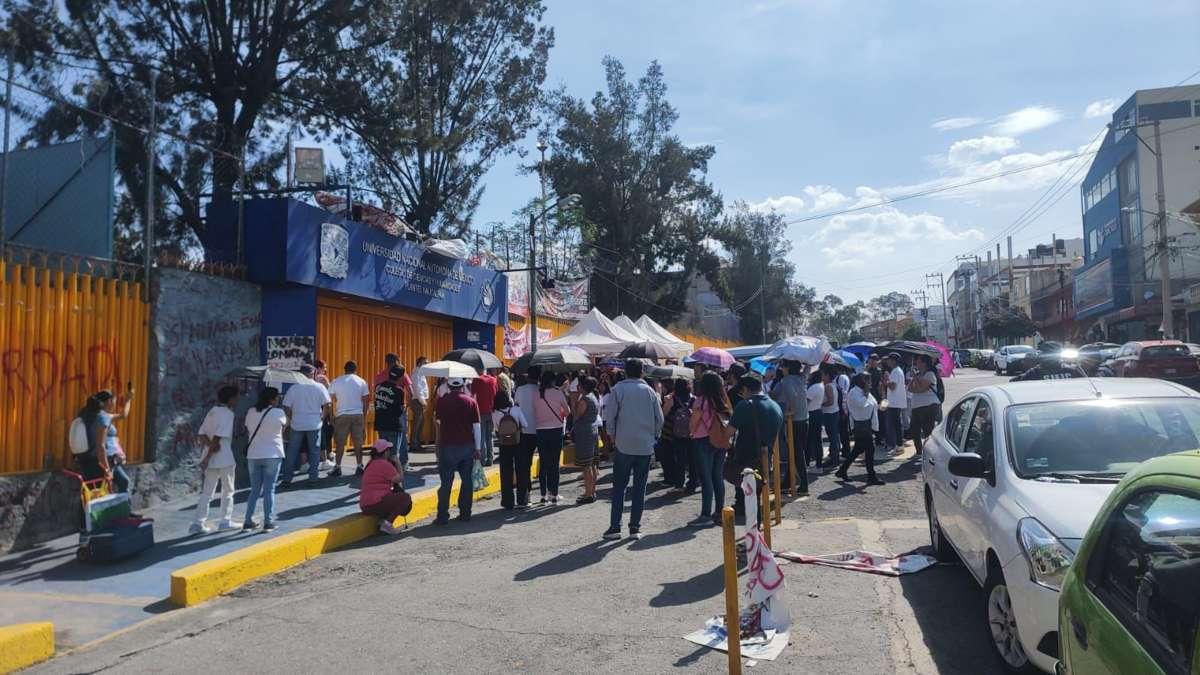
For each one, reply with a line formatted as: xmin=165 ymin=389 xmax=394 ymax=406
xmin=886 ymin=366 xmax=908 ymax=409
xmin=329 ymin=374 xmax=370 ymax=416
xmin=244 ymin=407 xmax=287 ymax=459
xmin=197 ymin=406 xmax=236 ymax=469
xmin=412 ymin=375 xmax=430 ymax=403
xmin=821 ymin=383 xmax=839 ymax=414
xmin=513 ymin=383 xmax=539 ymax=434
xmin=836 ymin=373 xmax=851 ymax=412
xmin=805 ymin=383 xmax=823 ymax=415
xmin=908 ymin=370 xmax=940 ymax=408
xmin=282 ymin=381 xmax=331 ymax=431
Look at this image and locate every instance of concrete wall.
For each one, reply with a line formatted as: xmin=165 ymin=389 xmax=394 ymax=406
xmin=0 ymin=268 xmax=261 ymax=553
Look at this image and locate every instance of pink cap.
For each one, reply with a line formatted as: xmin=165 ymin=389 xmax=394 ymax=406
xmin=372 ymin=438 xmax=394 ymax=452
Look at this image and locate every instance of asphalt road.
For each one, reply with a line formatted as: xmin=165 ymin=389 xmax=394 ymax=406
xmin=34 ymin=369 xmax=1013 ymax=675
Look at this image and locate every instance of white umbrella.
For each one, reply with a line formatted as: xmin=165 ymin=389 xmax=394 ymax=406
xmin=225 ymin=366 xmax=314 ymax=386
xmin=762 ymin=336 xmax=832 ymax=366
xmin=416 ymin=360 xmax=478 ymax=380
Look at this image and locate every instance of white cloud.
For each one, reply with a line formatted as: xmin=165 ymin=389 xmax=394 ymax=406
xmin=1084 ymin=98 xmax=1118 ymax=119
xmin=810 ymin=206 xmax=984 ymax=267
xmin=803 ymin=185 xmax=851 ymax=212
xmin=931 ymin=116 xmax=981 ymax=132
xmin=947 ymin=135 xmax=1019 ymax=166
xmin=990 ymin=105 xmax=1063 ymax=136
xmin=749 ymin=195 xmax=806 ymax=214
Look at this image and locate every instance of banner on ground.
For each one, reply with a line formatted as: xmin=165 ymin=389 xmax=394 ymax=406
xmin=506 ymin=272 xmax=589 ymax=321
xmin=503 ymin=325 xmax=553 ymax=359
xmin=775 ymin=549 xmax=939 ymax=576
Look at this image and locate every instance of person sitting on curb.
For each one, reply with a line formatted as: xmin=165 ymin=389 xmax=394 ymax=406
xmin=359 ymin=438 xmax=413 ymax=536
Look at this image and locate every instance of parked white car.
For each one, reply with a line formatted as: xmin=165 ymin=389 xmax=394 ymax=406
xmin=994 ymin=344 xmax=1036 ymax=375
xmin=921 ymin=378 xmax=1200 ymax=673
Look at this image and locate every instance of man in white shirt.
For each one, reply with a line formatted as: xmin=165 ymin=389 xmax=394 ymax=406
xmin=410 ymin=356 xmax=430 ymax=451
xmin=883 ymin=353 xmax=908 ymax=452
xmin=329 ymin=360 xmax=371 ymax=476
xmin=282 ymin=364 xmax=332 ymax=485
xmin=191 ymin=385 xmax=240 ymax=534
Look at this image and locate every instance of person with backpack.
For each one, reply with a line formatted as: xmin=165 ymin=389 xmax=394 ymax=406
xmin=689 ymin=371 xmax=733 ymax=527
xmin=190 ymin=385 xmax=241 ymax=534
xmin=660 ymin=378 xmax=695 ymax=497
xmin=72 ymin=385 xmax=135 ymax=493
xmin=533 ymin=370 xmax=571 ymax=505
xmin=491 ymin=389 xmax=529 ymax=510
xmin=571 ymin=377 xmax=601 ymax=504
xmin=907 ymin=354 xmax=941 ymax=456
xmin=244 ymin=387 xmax=288 ymax=531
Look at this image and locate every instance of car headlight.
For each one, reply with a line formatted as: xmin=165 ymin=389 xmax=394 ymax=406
xmin=1017 ymin=518 xmax=1074 ymax=591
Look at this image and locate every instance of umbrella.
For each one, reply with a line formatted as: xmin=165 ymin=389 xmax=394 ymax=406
xmin=224 ymin=366 xmax=314 ymax=386
xmin=415 ymin=360 xmax=479 ymax=380
xmin=842 ymin=343 xmax=874 ymax=363
xmin=443 ymin=348 xmax=503 ymax=374
xmin=649 ymin=365 xmax=695 ymax=381
xmin=926 ymin=341 xmax=955 ymax=378
xmin=511 ymin=347 xmax=592 ymax=375
xmin=831 ymin=350 xmax=864 ymax=373
xmin=689 ymin=347 xmax=735 ymax=370
xmin=870 ymin=340 xmax=941 ymax=360
xmin=761 ymin=335 xmax=832 ymax=366
xmin=618 ymin=341 xmax=678 ymax=360
xmin=748 ymin=357 xmax=772 ymax=375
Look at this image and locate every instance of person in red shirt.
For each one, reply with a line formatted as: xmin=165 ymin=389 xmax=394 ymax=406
xmin=359 ymin=439 xmax=412 ymax=535
xmin=434 ymin=377 xmax=481 ymax=524
xmin=471 ymin=369 xmax=499 ymax=466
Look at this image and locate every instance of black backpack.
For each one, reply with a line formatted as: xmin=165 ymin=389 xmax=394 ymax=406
xmin=668 ymin=395 xmax=692 ymax=438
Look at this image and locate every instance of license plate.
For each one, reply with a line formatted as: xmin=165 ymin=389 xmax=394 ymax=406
xmin=1165 ymin=369 xmax=1178 ymax=375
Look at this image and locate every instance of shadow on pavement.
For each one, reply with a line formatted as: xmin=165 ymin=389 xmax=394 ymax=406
xmin=897 ymin=553 xmax=1005 ymax=675
xmin=650 ymin=563 xmax=723 ymax=608
xmin=513 ymin=539 xmax=630 ymax=580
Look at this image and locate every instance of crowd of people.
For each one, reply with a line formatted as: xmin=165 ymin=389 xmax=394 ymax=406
xmin=69 ymin=345 xmax=946 ymax=539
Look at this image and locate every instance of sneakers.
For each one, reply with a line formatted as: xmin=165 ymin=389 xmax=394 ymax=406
xmin=602 ymin=527 xmax=622 ymax=540
xmin=216 ymin=520 xmax=238 ymax=531
xmin=263 ymin=522 xmax=277 ymax=531
xmin=319 ymin=460 xmax=334 ymax=470
xmin=242 ymin=520 xmax=259 ymax=531
xmin=433 ymin=516 xmax=450 ymax=526
xmin=188 ymin=522 xmax=212 ymax=535
xmin=378 ymin=521 xmax=401 ymax=536
xmin=549 ymin=495 xmax=560 ymax=505
xmin=629 ymin=526 xmax=642 ymax=540
xmin=687 ymin=517 xmax=712 ymax=528
xmin=867 ymin=478 xmax=885 ymax=486
xmin=298 ymin=463 xmax=309 ymax=474
xmin=329 ymin=467 xmax=343 ymax=478
xmin=517 ymin=503 xmax=531 ymax=510
xmin=539 ymin=495 xmax=548 ymax=505
xmin=575 ymin=495 xmax=596 ymax=504
xmin=355 ymin=465 xmax=365 ymax=476
xmin=456 ymin=513 xmax=471 ymax=522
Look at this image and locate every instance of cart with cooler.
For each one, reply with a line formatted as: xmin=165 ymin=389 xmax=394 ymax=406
xmin=63 ymin=470 xmax=154 ymax=563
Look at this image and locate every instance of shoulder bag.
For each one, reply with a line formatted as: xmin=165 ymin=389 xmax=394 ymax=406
xmin=244 ymin=406 xmax=275 ymax=455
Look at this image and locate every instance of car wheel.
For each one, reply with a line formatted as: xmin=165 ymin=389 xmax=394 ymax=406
xmin=984 ymin=569 xmax=1037 ymax=673
xmin=925 ymin=496 xmax=956 ymax=562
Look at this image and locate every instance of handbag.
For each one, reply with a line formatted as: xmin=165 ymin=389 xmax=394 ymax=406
xmin=708 ymin=405 xmax=733 ymax=450
xmin=245 ymin=406 xmax=275 ymax=455
xmin=471 ymin=459 xmax=489 ymax=491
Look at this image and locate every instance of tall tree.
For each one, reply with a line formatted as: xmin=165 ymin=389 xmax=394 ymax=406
xmin=540 ymin=57 xmax=724 ymax=324
xmin=7 ymin=0 xmax=379 ymax=259
xmin=868 ymin=291 xmax=915 ymax=323
xmin=809 ymin=294 xmax=866 ymax=344
xmin=721 ymin=203 xmax=813 ymax=342
xmin=323 ymin=0 xmax=553 ymax=236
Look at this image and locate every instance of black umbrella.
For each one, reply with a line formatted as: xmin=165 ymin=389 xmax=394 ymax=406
xmin=618 ymin=341 xmax=677 ymax=360
xmin=870 ymin=340 xmax=941 ymax=360
xmin=511 ymin=347 xmax=592 ymax=375
xmin=443 ymin=348 xmax=503 ymax=374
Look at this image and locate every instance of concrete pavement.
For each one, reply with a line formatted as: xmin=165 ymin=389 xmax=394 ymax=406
xmin=25 ymin=369 xmax=1011 ymax=674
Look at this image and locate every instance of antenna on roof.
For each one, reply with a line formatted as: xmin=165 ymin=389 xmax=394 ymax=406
xmin=1085 ymin=376 xmax=1103 ymax=399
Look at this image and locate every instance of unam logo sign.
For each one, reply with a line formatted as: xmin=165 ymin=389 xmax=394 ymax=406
xmin=482 ymin=282 xmax=494 ymax=308
xmin=319 ymin=223 xmax=349 ymax=279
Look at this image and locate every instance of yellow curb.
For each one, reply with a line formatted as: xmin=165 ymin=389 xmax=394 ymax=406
xmin=0 ymin=622 xmax=54 ymax=674
xmin=170 ymin=459 xmax=538 ymax=607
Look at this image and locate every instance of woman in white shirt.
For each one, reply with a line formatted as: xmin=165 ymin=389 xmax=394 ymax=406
xmin=243 ymin=387 xmax=288 ymax=531
xmin=835 ymin=373 xmax=883 ymax=485
xmin=805 ymin=371 xmax=825 ymax=467
xmin=491 ymin=389 xmax=530 ymax=510
xmin=819 ymin=369 xmax=842 ymax=467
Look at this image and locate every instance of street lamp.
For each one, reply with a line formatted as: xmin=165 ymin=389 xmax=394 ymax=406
xmin=519 ymin=191 xmax=581 ymax=353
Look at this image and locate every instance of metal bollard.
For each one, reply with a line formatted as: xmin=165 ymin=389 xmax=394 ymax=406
xmin=721 ymin=507 xmax=742 ymax=675
xmin=771 ymin=436 xmax=782 ymax=526
xmin=758 ymin=448 xmax=772 ymax=550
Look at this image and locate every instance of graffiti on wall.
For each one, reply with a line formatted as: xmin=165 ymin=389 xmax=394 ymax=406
xmin=1 ymin=342 xmax=126 ymax=400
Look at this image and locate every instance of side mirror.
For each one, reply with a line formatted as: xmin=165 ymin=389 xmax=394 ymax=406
xmin=949 ymin=453 xmax=988 ymax=479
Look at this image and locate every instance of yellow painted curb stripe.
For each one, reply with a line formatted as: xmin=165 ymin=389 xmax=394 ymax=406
xmin=170 ymin=459 xmax=538 ymax=607
xmin=0 ymin=622 xmax=54 ymax=674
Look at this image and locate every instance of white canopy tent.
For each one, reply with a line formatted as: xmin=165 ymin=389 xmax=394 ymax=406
xmin=634 ymin=315 xmax=694 ymax=357
xmin=613 ymin=314 xmax=653 ymax=342
xmin=539 ymin=308 xmax=643 ymax=356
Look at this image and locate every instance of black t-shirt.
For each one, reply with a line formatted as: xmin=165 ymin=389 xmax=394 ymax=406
xmin=727 ymin=386 xmax=744 ymax=410
xmin=867 ymin=367 xmax=883 ymax=400
xmin=373 ymin=382 xmax=405 ymax=431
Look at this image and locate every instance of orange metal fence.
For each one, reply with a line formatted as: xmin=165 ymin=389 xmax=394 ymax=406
xmin=0 ymin=260 xmax=149 ymax=474
xmin=677 ymin=330 xmax=740 ymax=351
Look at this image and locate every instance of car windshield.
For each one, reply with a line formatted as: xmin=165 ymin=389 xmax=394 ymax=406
xmin=1142 ymin=345 xmax=1191 ymax=358
xmin=1008 ymin=346 xmax=1034 ymax=354
xmin=1006 ymin=398 xmax=1200 ymax=479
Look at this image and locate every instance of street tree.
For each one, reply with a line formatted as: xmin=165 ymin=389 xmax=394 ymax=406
xmin=720 ymin=203 xmax=813 ymax=342
xmin=868 ymin=292 xmax=915 ymax=323
xmin=900 ymin=323 xmax=925 ymax=341
xmin=540 ymin=57 xmax=724 ymax=324
xmin=982 ymin=299 xmax=1038 ymax=340
xmin=810 ymin=294 xmax=866 ymax=344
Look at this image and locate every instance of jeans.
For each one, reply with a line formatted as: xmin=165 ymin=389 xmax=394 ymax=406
xmin=436 ymin=444 xmax=475 ymax=520
xmin=378 ymin=427 xmax=407 ymax=467
xmin=691 ymin=439 xmax=726 ymax=517
xmin=807 ymin=412 xmax=824 ymax=465
xmin=283 ymin=428 xmax=321 ymax=482
xmin=668 ymin=437 xmax=693 ymax=489
xmin=516 ymin=434 xmax=536 ymax=505
xmin=479 ymin=416 xmax=495 ymax=465
xmin=108 ymin=459 xmax=131 ymax=493
xmin=821 ymin=412 xmax=841 ymax=465
xmin=246 ymin=457 xmax=283 ymax=525
xmin=609 ymin=451 xmax=651 ymax=530
xmin=536 ymin=428 xmax=564 ymax=496
xmin=194 ymin=466 xmax=235 ymax=526
xmin=884 ymin=407 xmax=905 ymax=448
xmin=838 ymin=424 xmax=878 ymax=481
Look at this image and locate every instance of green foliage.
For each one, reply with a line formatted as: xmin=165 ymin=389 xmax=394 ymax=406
xmin=868 ymin=292 xmax=915 ymax=322
xmin=540 ymin=57 xmax=724 ymax=324
xmin=982 ymin=298 xmax=1038 ymax=339
xmin=900 ymin=323 xmax=925 ymax=341
xmin=809 ymin=294 xmax=866 ymax=344
xmin=720 ymin=203 xmax=815 ymax=342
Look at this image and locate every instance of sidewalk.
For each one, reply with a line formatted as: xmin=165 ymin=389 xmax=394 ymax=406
xmin=0 ymin=451 xmax=446 ymax=650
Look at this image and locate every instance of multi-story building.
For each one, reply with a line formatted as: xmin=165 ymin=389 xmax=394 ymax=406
xmin=858 ymin=314 xmax=915 ymax=343
xmin=1074 ymin=84 xmax=1200 ymax=343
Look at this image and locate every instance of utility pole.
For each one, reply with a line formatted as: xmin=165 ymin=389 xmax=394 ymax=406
xmin=529 ymin=210 xmax=539 ymax=352
xmin=144 ymin=72 xmax=157 ymax=302
xmin=759 ymin=224 xmax=768 ymax=343
xmin=927 ymin=272 xmax=950 ymax=346
xmin=913 ymin=289 xmax=930 ymax=338
xmin=956 ymin=254 xmax=983 ymax=347
xmin=0 ymin=46 xmax=13 ymax=257
xmin=1153 ymin=120 xmax=1172 ymax=338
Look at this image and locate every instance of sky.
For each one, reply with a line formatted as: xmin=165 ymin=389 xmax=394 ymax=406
xmin=470 ymin=0 xmax=1200 ymax=305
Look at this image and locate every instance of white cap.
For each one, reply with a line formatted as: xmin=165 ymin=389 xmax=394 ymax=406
xmin=447 ymin=377 xmax=466 ymax=388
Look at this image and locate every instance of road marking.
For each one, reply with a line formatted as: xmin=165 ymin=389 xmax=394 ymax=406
xmin=0 ymin=590 xmax=159 ymax=608
xmin=855 ymin=518 xmax=939 ymax=674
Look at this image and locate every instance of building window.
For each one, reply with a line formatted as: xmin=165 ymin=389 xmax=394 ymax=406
xmin=1195 ymin=99 xmax=1200 ymax=117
